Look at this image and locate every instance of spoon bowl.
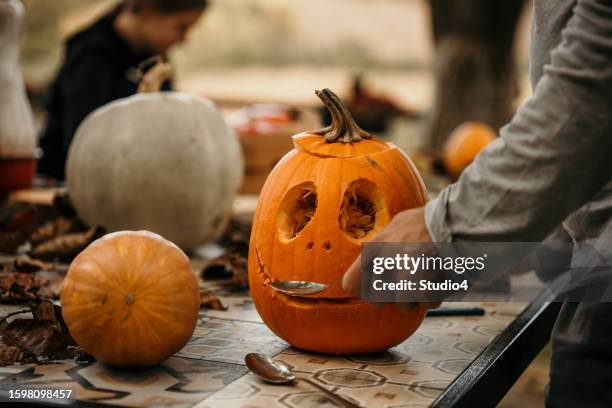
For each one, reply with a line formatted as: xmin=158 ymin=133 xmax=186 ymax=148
xmin=270 ymin=280 xmax=330 ymax=296
xmin=245 ymin=353 xmax=360 ymax=407
xmin=245 ymin=353 xmax=294 ymax=384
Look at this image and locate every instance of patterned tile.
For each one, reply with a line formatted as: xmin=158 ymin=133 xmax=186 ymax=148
xmin=0 ymin=363 xmax=35 ymax=382
xmin=0 ymin=357 xmax=246 ymax=407
xmin=0 ymin=272 xmax=529 ymax=408
xmin=199 ymin=371 xmax=441 ymax=408
xmin=177 ymin=317 xmax=287 ymax=365
xmin=204 ymin=295 xmax=263 ymax=324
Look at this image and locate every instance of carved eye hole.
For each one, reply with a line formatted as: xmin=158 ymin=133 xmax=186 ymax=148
xmin=339 ymin=179 xmax=385 ymax=240
xmin=277 ymin=182 xmax=317 ymax=241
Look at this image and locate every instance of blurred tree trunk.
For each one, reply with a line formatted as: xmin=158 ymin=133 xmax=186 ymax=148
xmin=426 ymin=0 xmax=527 ymax=150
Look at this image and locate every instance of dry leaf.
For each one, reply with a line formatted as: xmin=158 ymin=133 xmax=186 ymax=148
xmin=3 ymin=206 xmax=38 ymax=232
xmin=0 ymin=264 xmax=65 ymax=301
xmin=30 ymin=217 xmax=74 ymax=245
xmin=30 ymin=226 xmax=103 ymax=261
xmin=14 ymin=257 xmax=51 ymax=273
xmin=0 ymin=207 xmax=38 ymax=254
xmin=201 ymin=254 xmax=248 ymax=290
xmin=199 ymin=288 xmax=227 ymax=310
xmin=0 ymin=300 xmax=81 ymax=366
xmin=202 ymin=258 xmax=234 ymax=280
xmin=217 ymin=218 xmax=252 ymax=257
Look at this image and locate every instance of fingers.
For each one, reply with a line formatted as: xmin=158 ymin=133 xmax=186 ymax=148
xmin=342 ymin=254 xmax=362 ymax=296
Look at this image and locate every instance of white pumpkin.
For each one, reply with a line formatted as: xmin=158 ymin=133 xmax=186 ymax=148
xmin=66 ymin=89 xmax=244 ymax=249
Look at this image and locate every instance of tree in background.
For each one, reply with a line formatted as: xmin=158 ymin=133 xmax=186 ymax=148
xmin=426 ymin=0 xmax=527 ymax=150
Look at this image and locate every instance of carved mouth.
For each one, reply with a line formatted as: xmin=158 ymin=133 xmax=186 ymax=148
xmin=271 ymin=290 xmax=365 ymax=306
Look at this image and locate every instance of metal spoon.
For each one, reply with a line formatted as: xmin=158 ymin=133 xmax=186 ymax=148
xmin=245 ymin=353 xmax=360 ymax=408
xmin=270 ymin=278 xmax=343 ymax=296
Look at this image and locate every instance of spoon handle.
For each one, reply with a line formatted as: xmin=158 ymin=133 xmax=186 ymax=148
xmin=297 ymin=377 xmax=361 ymax=408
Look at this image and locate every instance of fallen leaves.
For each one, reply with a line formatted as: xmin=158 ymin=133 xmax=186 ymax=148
xmin=30 ymin=217 xmax=74 ymax=246
xmin=30 ymin=227 xmax=102 ymax=261
xmin=0 ymin=206 xmax=38 ymax=253
xmin=201 ymin=253 xmax=248 ymax=290
xmin=199 ymin=289 xmax=227 ymax=311
xmin=218 ymin=217 xmax=252 ymax=257
xmin=0 ymin=300 xmax=89 ymax=366
xmin=0 ymin=192 xmax=104 ymax=262
xmin=0 ymin=259 xmax=65 ymax=301
xmin=13 ymin=257 xmax=51 ymax=273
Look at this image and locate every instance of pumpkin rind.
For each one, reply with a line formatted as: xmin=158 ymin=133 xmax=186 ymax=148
xmin=66 ymin=92 xmax=244 ymax=249
xmin=443 ymin=122 xmax=495 ymax=180
xmin=249 ymin=89 xmax=429 ymax=354
xmin=60 ymin=230 xmax=200 ymax=367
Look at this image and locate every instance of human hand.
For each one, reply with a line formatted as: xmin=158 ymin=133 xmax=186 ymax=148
xmin=342 ymin=206 xmax=441 ymax=310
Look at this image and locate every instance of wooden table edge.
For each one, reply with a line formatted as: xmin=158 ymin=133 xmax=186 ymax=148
xmin=431 ymin=296 xmax=562 ymax=408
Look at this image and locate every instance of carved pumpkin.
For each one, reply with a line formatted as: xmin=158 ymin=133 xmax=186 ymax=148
xmin=249 ymin=89 xmax=428 ymax=354
xmin=0 ymin=0 xmax=37 ymax=196
xmin=60 ymin=230 xmax=200 ymax=367
xmin=66 ymin=62 xmax=243 ymax=249
xmin=443 ymin=122 xmax=495 ymax=180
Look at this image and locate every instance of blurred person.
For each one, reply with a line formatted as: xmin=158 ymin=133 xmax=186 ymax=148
xmin=344 ymin=0 xmax=612 ymax=406
xmin=38 ymin=0 xmax=208 ymax=180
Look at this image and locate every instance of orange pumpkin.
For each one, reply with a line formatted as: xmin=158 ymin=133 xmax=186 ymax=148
xmin=60 ymin=231 xmax=200 ymax=367
xmin=248 ymin=89 xmax=428 ymax=354
xmin=443 ymin=122 xmax=495 ymax=180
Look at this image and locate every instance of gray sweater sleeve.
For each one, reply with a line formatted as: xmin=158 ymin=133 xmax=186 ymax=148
xmin=425 ymin=0 xmax=612 ymax=242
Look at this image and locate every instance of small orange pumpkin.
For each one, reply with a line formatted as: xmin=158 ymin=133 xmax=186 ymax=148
xmin=443 ymin=122 xmax=496 ymax=180
xmin=248 ymin=89 xmax=428 ymax=354
xmin=60 ymin=231 xmax=200 ymax=367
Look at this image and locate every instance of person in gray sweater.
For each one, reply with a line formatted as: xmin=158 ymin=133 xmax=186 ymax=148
xmin=344 ymin=0 xmax=612 ymax=406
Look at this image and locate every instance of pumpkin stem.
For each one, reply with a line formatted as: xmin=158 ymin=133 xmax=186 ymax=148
xmin=314 ymin=88 xmax=372 ymax=143
xmin=136 ymin=56 xmax=172 ymax=93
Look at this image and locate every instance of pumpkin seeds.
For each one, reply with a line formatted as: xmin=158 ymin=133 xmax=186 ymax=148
xmin=339 ymin=187 xmax=376 ymax=239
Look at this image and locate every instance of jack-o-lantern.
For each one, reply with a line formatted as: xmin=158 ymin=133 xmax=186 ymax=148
xmin=248 ymin=89 xmax=429 ymax=354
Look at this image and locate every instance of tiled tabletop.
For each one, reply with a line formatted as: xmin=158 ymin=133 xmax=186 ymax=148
xmin=0 ymin=289 xmax=527 ymax=408
xmin=1 ymin=193 xmax=531 ymax=407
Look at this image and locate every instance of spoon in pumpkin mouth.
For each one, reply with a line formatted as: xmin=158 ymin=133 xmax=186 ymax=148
xmin=270 ymin=278 xmax=343 ymax=296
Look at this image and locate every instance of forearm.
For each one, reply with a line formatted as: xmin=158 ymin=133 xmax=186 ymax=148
xmin=426 ymin=0 xmax=612 ymax=242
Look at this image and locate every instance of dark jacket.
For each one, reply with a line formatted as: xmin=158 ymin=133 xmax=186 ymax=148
xmin=38 ymin=7 xmax=171 ymax=180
